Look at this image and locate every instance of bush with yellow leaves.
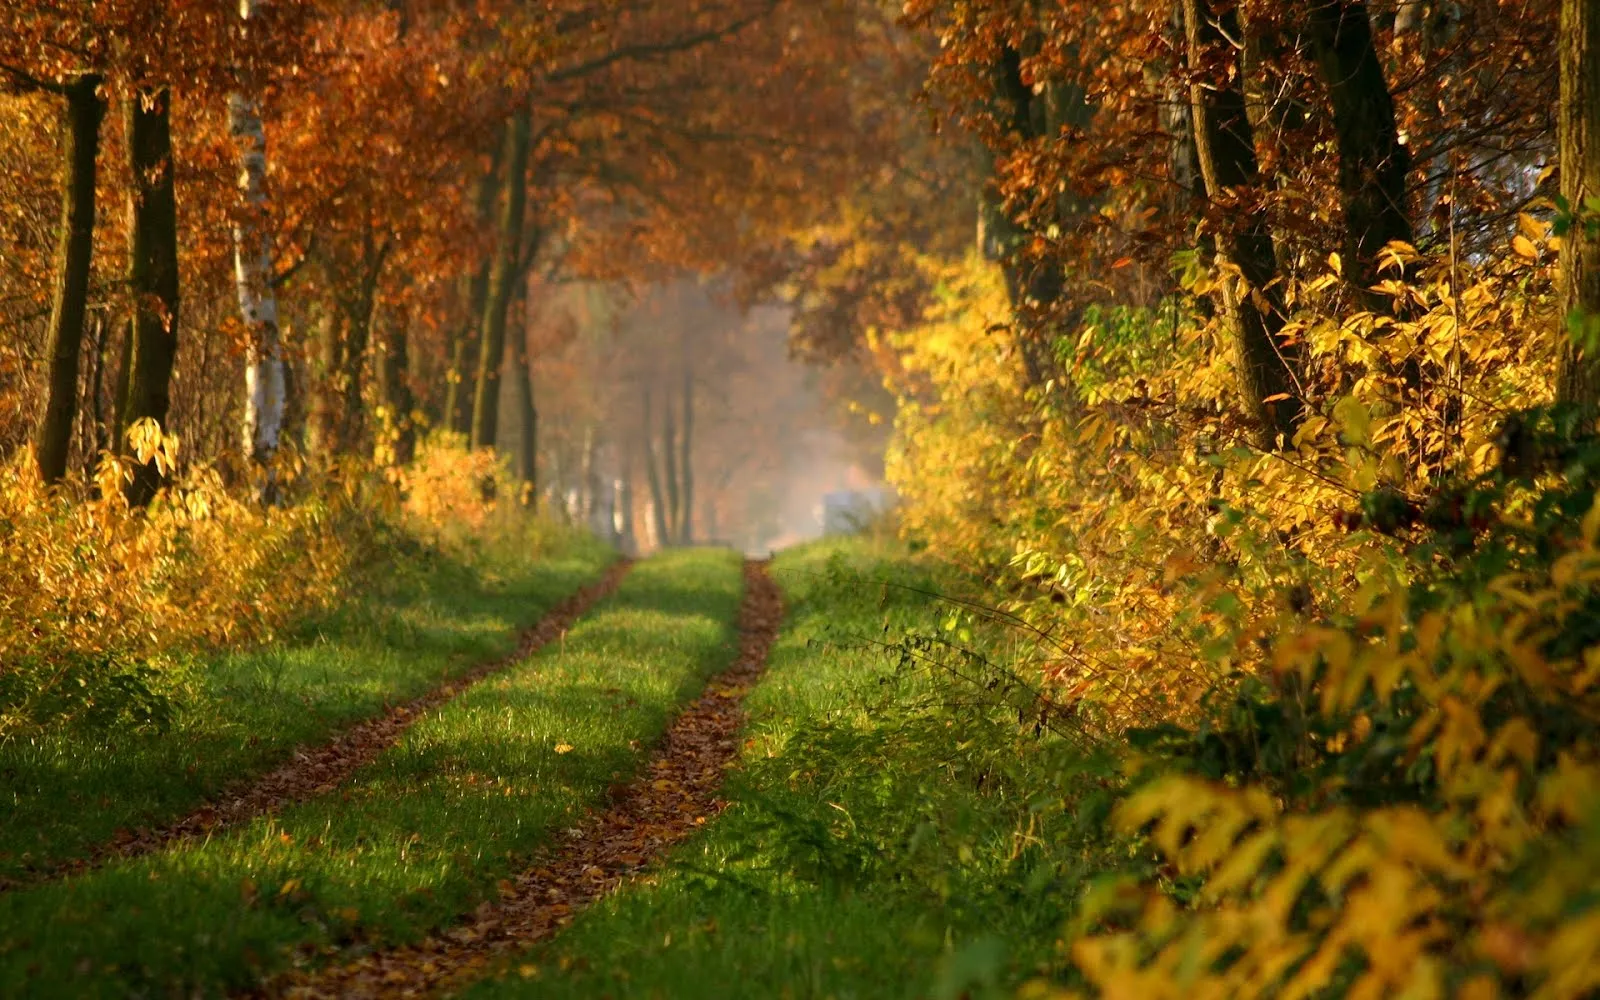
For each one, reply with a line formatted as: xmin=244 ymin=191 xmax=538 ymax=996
xmin=0 ymin=423 xmax=560 ymax=739
xmin=883 ymin=236 xmax=1600 ymax=997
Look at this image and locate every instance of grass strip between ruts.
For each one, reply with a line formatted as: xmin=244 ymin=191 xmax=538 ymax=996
xmin=0 ymin=535 xmax=613 ymax=886
xmin=463 ymin=538 xmax=1120 ymax=1000
xmin=0 ymin=547 xmax=745 ymax=999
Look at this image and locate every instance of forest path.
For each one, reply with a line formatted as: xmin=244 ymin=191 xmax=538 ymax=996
xmin=257 ymin=560 xmax=783 ymax=1000
xmin=4 ymin=560 xmax=633 ymax=895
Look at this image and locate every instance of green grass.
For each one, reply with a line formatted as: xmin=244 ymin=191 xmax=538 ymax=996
xmin=0 ymin=532 xmax=615 ymax=886
xmin=0 ymin=547 xmax=746 ymax=998
xmin=465 ymin=538 xmax=1125 ymax=1000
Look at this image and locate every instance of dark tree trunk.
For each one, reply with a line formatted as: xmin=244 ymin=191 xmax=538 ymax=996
xmin=1305 ymin=0 xmax=1414 ymax=295
xmin=36 ymin=74 xmax=105 ymax=485
xmin=87 ymin=311 xmax=110 ymax=467
xmin=446 ymin=152 xmax=502 ymax=436
xmin=471 ymin=110 xmax=531 ymax=450
xmin=310 ymin=308 xmax=345 ymax=455
xmin=377 ymin=314 xmax=415 ymax=465
xmin=503 ymin=309 xmax=537 ymax=501
xmin=661 ymin=381 xmax=680 ymax=544
xmin=1558 ymin=0 xmax=1600 ymax=404
xmin=678 ymin=357 xmax=694 ymax=544
xmin=123 ymin=89 xmax=182 ymax=506
xmin=983 ymin=44 xmax=1062 ymax=388
xmin=1183 ymin=0 xmax=1301 ymax=447
xmin=112 ymin=314 xmax=133 ymax=451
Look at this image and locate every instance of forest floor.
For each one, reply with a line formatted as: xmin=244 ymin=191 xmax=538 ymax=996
xmin=1 ymin=539 xmax=1104 ymax=999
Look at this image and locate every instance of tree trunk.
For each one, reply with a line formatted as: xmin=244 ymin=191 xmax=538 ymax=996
xmin=618 ymin=442 xmax=637 ymax=554
xmin=981 ymin=44 xmax=1062 ymax=388
xmin=446 ymin=152 xmax=502 ymax=436
xmin=471 ymin=109 xmax=531 ymax=450
xmin=1559 ymin=0 xmax=1600 ymax=404
xmin=504 ymin=323 xmax=537 ymax=500
xmin=377 ymin=312 xmax=415 ymax=465
xmin=642 ymin=387 xmax=671 ymax=548
xmin=36 ymin=73 xmax=104 ymax=485
xmin=335 ymin=267 xmax=380 ymax=453
xmin=1183 ymin=0 xmax=1301 ymax=447
xmin=661 ymin=381 xmax=681 ymax=544
xmin=123 ymin=88 xmax=182 ymax=507
xmin=1305 ymin=0 xmax=1414 ymax=296
xmin=111 ymin=315 xmax=133 ymax=449
xmin=87 ymin=311 xmax=111 ymax=466
xmin=233 ymin=0 xmax=286 ymax=496
xmin=310 ymin=309 xmax=345 ymax=455
xmin=678 ymin=357 xmax=694 ymax=545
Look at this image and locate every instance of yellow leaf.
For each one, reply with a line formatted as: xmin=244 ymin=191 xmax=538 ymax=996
xmin=1512 ymin=234 xmax=1539 ymax=260
xmin=553 ymin=743 xmax=574 ymax=754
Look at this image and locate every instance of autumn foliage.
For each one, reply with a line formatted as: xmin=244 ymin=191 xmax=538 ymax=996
xmin=802 ymin=1 xmax=1600 ymax=997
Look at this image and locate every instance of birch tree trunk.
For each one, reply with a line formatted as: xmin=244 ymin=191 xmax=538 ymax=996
xmin=123 ymin=88 xmax=182 ymax=506
xmin=1558 ymin=0 xmax=1600 ymax=405
xmin=36 ymin=73 xmax=104 ymax=485
xmin=232 ymin=0 xmax=286 ymax=495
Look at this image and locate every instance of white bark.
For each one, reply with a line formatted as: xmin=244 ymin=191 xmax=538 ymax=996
xmin=231 ymin=0 xmax=285 ymax=481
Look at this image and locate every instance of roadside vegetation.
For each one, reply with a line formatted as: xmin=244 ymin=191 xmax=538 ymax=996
xmin=0 ymin=549 xmax=744 ymax=998
xmin=0 ymin=436 xmax=608 ymax=883
xmin=467 ymin=540 xmax=1123 ymax=1000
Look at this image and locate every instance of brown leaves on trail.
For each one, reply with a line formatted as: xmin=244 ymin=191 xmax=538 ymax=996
xmin=256 ymin=560 xmax=784 ymax=1000
xmin=0 ymin=560 xmax=633 ymax=895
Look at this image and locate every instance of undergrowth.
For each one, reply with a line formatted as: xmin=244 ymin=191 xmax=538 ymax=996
xmin=467 ymin=540 xmax=1131 ymax=1000
xmin=0 ymin=427 xmax=576 ymax=738
xmin=879 ymin=240 xmax=1600 ymax=997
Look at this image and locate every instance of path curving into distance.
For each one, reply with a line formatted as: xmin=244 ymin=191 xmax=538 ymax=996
xmin=4 ymin=559 xmax=633 ymax=894
xmin=258 ymin=559 xmax=784 ymax=1000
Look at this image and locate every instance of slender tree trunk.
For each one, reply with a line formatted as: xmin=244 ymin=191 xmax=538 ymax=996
xmin=233 ymin=0 xmax=286 ymax=495
xmin=504 ymin=320 xmax=538 ymax=500
xmin=377 ymin=311 xmax=415 ymax=465
xmin=618 ymin=442 xmax=637 ymax=554
xmin=642 ymin=387 xmax=670 ymax=548
xmin=87 ymin=311 xmax=110 ymax=465
xmin=310 ymin=309 xmax=344 ymax=456
xmin=661 ymin=381 xmax=680 ymax=544
xmin=112 ymin=315 xmax=133 ymax=450
xmin=1559 ymin=0 xmax=1600 ymax=404
xmin=471 ymin=109 xmax=531 ymax=450
xmin=335 ymin=267 xmax=380 ymax=453
xmin=123 ymin=88 xmax=182 ymax=507
xmin=446 ymin=152 xmax=502 ymax=436
xmin=36 ymin=73 xmax=105 ymax=485
xmin=982 ymin=45 xmax=1059 ymax=388
xmin=1183 ymin=0 xmax=1301 ymax=447
xmin=678 ymin=357 xmax=694 ymax=544
xmin=1306 ymin=0 xmax=1414 ymax=296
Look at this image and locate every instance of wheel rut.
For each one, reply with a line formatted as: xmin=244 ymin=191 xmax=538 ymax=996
xmin=256 ymin=558 xmax=784 ymax=1000
xmin=3 ymin=559 xmax=633 ymax=894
